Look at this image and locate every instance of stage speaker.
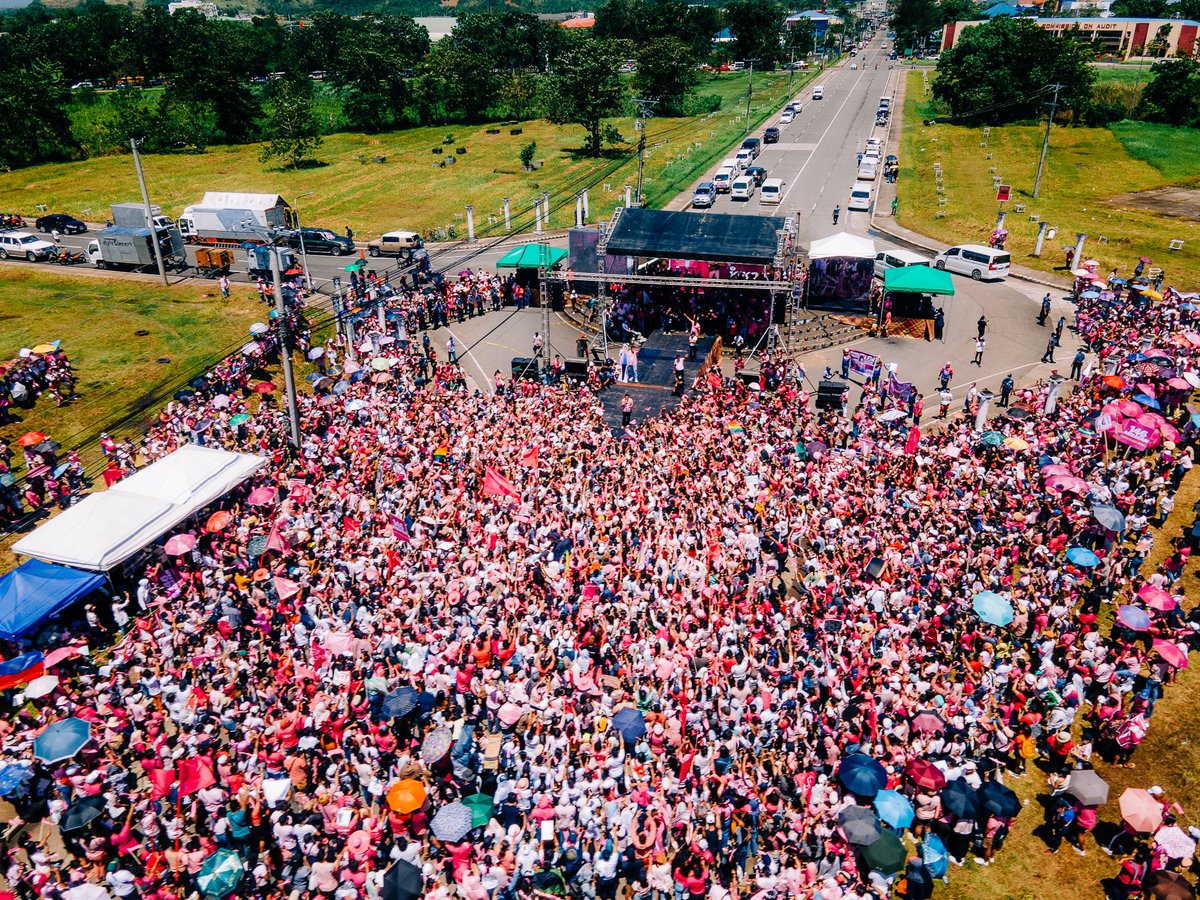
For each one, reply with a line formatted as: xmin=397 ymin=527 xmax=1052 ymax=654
xmin=511 ymin=357 xmax=541 ymax=381
xmin=563 ymin=359 xmax=589 ymax=382
xmin=816 ymin=379 xmax=847 ymax=410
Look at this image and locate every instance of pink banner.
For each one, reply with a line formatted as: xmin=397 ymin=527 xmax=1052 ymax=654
xmin=1114 ymin=418 xmax=1161 ymax=451
xmin=848 ymin=349 xmax=878 ymax=379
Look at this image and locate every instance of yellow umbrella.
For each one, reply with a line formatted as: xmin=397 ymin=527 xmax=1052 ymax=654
xmin=31 ymin=343 xmax=56 ymax=354
xmin=1142 ymin=289 xmax=1163 ymax=301
xmin=387 ymin=778 xmax=426 ymax=813
xmin=1004 ymin=436 xmax=1030 ymax=451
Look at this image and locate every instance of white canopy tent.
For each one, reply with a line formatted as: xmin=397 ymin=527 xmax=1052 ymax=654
xmin=14 ymin=445 xmax=265 ymax=571
xmin=807 ymin=232 xmax=877 ymax=260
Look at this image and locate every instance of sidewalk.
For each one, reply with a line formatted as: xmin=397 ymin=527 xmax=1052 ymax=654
xmin=869 ymin=73 xmax=1074 ymax=295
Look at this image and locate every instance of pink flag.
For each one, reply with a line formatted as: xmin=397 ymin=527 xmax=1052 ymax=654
xmin=265 ymin=518 xmax=289 ymax=553
xmin=905 ymin=426 xmax=921 ymax=456
xmin=483 ymin=466 xmax=520 ymax=499
xmin=519 ymin=446 xmax=540 ymax=468
xmin=389 ymin=515 xmax=410 ymax=542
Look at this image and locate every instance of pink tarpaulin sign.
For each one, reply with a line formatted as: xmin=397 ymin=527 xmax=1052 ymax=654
xmin=1114 ymin=419 xmax=1160 ymax=451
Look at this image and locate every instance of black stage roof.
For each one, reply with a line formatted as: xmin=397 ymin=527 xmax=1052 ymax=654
xmin=605 ymin=208 xmax=780 ymax=265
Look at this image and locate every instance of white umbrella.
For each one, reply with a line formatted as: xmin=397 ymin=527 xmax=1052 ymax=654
xmin=249 ymin=322 xmax=269 ymax=335
xmin=24 ymin=675 xmax=59 ymax=699
xmin=1154 ymin=825 xmax=1197 ymax=859
xmin=64 ymin=884 xmax=111 ymax=900
xmin=879 ymin=409 xmax=907 ymax=422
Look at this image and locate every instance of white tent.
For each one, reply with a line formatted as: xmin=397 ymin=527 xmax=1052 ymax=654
xmin=14 ymin=445 xmax=265 ymax=571
xmin=808 ymin=232 xmax=877 ymax=260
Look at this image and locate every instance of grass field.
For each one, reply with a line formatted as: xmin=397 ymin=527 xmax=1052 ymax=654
xmin=0 ymin=268 xmax=261 ymax=476
xmin=897 ymin=72 xmax=1200 ymax=283
xmin=1 ymin=70 xmax=813 ymax=240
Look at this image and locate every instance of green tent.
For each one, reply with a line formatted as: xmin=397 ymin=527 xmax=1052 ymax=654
xmin=884 ymin=265 xmax=955 ymax=295
xmin=496 ymin=243 xmax=569 ymax=268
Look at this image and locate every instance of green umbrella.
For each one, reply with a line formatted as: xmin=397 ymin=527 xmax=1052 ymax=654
xmin=462 ymin=793 xmax=495 ymax=828
xmin=344 ymin=259 xmax=368 ymax=272
xmin=196 ymin=849 xmax=244 ymax=899
xmin=229 ymin=413 xmax=251 ymax=426
xmin=979 ymin=431 xmax=1004 ymax=447
xmin=862 ymin=831 xmax=907 ymax=875
xmin=495 ymin=243 xmax=568 ymax=269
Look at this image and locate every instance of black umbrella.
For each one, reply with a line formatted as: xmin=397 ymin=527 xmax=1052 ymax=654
xmin=1005 ymin=407 xmax=1031 ymax=420
xmin=838 ymin=805 xmax=883 ymax=845
xmin=977 ymin=780 xmax=1021 ymax=818
xmin=33 ymin=441 xmax=61 ymax=454
xmin=60 ymin=794 xmax=106 ymax=833
xmin=382 ymin=687 xmax=418 ymax=720
xmin=173 ymin=389 xmax=196 ymax=402
xmin=941 ymin=778 xmax=982 ymax=820
xmin=190 ymin=376 xmax=210 ymax=390
xmin=382 ymin=860 xmax=423 ymax=900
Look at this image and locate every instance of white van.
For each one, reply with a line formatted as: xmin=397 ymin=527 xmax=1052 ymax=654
xmin=730 ymin=176 xmax=756 ymax=200
xmin=934 ymin=244 xmax=1011 ymax=280
xmin=713 ymin=167 xmax=736 ymax=193
xmin=873 ymin=248 xmax=930 ymax=278
xmin=735 ymin=148 xmax=755 ymax=169
xmin=760 ymin=178 xmax=784 ymax=204
xmin=848 ymin=183 xmax=873 ymax=211
xmin=812 ymin=85 xmax=825 ymax=100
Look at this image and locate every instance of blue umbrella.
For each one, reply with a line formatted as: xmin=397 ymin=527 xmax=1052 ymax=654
xmin=1080 ymin=290 xmax=1100 ymax=299
xmin=381 ymin=687 xmax=418 ymax=720
xmin=922 ymin=833 xmax=949 ymax=878
xmin=1132 ymin=393 xmax=1161 ymax=410
xmin=874 ymin=789 xmax=915 ymax=830
xmin=979 ymin=431 xmax=1004 ymax=447
xmin=838 ymin=753 xmax=888 ymax=797
xmin=1066 ymin=547 xmax=1101 ymax=568
xmin=612 ymin=707 xmax=647 ymax=743
xmin=972 ymin=590 xmax=1014 ymax=627
xmin=941 ymin=778 xmax=982 ymax=819
xmin=0 ymin=764 xmax=33 ymax=800
xmin=1117 ymin=605 xmax=1152 ymax=632
xmin=32 ymin=717 xmax=91 ymax=764
xmin=197 ymin=848 xmax=244 ymax=899
xmin=1126 ymin=352 xmax=1148 ymax=363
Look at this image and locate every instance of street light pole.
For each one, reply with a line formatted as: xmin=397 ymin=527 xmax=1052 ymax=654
xmin=632 ymin=97 xmax=656 ymax=208
xmin=744 ymin=60 xmax=756 ymax=132
xmin=130 ymin=138 xmax=168 ymax=287
xmin=1032 ymin=83 xmax=1064 ymax=200
xmin=268 ymin=240 xmax=302 ymax=451
xmin=294 ymin=190 xmax=315 ymax=289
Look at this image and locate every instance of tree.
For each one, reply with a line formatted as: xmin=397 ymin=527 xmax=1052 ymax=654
xmin=546 ymin=37 xmax=630 ymax=156
xmin=520 ymin=140 xmax=537 ymax=169
xmin=635 ymin=36 xmax=700 ymax=115
xmin=890 ymin=0 xmax=939 ymax=54
xmin=0 ymin=60 xmax=77 ymax=168
xmin=931 ymin=18 xmax=1094 ymax=121
xmin=938 ymin=0 xmax=981 ymax=24
xmin=260 ymin=77 xmax=323 ymax=169
xmin=725 ymin=0 xmax=785 ymax=69
xmin=1136 ymin=57 xmax=1200 ymax=128
xmin=785 ymin=18 xmax=816 ymax=62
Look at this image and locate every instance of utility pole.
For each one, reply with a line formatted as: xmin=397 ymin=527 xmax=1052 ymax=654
xmin=130 ymin=138 xmax=168 ymax=287
xmin=632 ymin=97 xmax=657 ymax=207
xmin=787 ymin=42 xmax=796 ymax=93
xmin=268 ymin=239 xmax=302 ymax=451
xmin=744 ymin=60 xmax=756 ymax=132
xmin=1032 ymin=83 xmax=1064 ymax=200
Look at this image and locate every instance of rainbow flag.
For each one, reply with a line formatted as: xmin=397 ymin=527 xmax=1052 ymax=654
xmin=432 ymin=445 xmax=450 ymax=460
xmin=728 ymin=421 xmax=745 ymax=435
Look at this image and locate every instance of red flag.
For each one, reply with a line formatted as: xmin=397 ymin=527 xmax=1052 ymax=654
xmin=342 ymin=516 xmax=361 ymax=533
xmin=265 ymin=518 xmax=289 ymax=553
xmin=177 ymin=758 xmax=215 ymax=797
xmin=519 ymin=446 xmax=540 ymax=468
xmin=482 ymin=466 xmax=519 ymax=499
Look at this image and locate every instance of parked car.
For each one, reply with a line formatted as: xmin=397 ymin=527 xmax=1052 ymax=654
xmin=284 ymin=228 xmax=354 ymax=255
xmin=692 ymin=182 xmax=717 ymax=208
xmin=763 ymin=126 xmax=780 ymax=144
xmin=35 ymin=213 xmax=87 ymax=235
xmin=744 ymin=166 xmax=767 ymax=187
xmin=0 ymin=231 xmax=56 ymax=261
xmin=934 ymin=244 xmax=1011 ymax=281
xmin=368 ymin=230 xmax=424 ymax=258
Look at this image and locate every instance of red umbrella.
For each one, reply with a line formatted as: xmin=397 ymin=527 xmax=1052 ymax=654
xmin=254 ymin=382 xmax=277 ymax=394
xmin=1153 ymin=639 xmax=1189 ymax=669
xmin=905 ymin=758 xmax=946 ymax=790
xmin=247 ymin=486 xmax=276 ymax=506
xmin=16 ymin=432 xmax=47 ymax=447
xmin=163 ymin=534 xmax=197 ymax=556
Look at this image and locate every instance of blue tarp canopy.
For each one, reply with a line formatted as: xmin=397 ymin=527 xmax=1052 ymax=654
xmin=0 ymin=559 xmax=104 ymax=640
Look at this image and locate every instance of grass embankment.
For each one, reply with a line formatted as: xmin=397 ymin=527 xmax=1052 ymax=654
xmin=0 ymin=70 xmax=811 ymax=241
xmin=896 ymin=72 xmax=1200 ymax=283
xmin=0 ymin=268 xmax=261 ymax=474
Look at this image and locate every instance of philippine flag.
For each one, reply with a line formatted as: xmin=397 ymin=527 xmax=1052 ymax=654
xmin=0 ymin=652 xmax=45 ymax=691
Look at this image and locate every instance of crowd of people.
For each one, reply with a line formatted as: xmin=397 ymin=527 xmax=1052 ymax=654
xmin=0 ymin=345 xmax=77 ymax=425
xmin=2 ymin=263 xmax=1200 ymax=900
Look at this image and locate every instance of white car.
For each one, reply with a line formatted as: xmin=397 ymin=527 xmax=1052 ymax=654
xmin=779 ymin=109 xmax=794 ymax=124
xmin=0 ymin=231 xmax=56 ymax=261
xmin=934 ymin=244 xmax=1011 ymax=280
xmin=850 ymin=62 xmax=858 ymax=70
xmin=730 ymin=177 xmax=756 ymax=200
xmin=848 ymin=184 xmax=873 ymax=212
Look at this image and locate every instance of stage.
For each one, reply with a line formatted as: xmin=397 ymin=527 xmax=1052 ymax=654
xmin=597 ymin=333 xmax=718 ymax=432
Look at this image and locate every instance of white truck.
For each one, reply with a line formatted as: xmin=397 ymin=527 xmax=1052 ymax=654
xmin=86 ymin=204 xmax=186 ymax=270
xmin=177 ymin=192 xmax=291 ymax=244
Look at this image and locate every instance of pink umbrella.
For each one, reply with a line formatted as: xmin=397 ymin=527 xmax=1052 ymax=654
xmin=274 ymin=576 xmax=301 ymax=601
xmin=1168 ymin=377 xmax=1191 ymax=390
xmin=1161 ymin=423 xmax=1182 ymax=444
xmin=1152 ymin=640 xmax=1189 ymax=669
xmin=1184 ymin=333 xmax=1200 ymax=347
xmin=343 ymin=360 xmax=361 ymax=375
xmin=1139 ymin=584 xmax=1176 ymax=611
xmin=43 ymin=645 xmax=84 ymax=669
xmin=497 ymin=702 xmax=526 ymax=726
xmin=1047 ymin=475 xmax=1090 ymax=494
xmin=1120 ymin=788 xmax=1164 ymax=833
xmin=164 ymin=533 xmax=197 ymax=555
xmin=1116 ymin=400 xmax=1143 ymax=417
xmin=1041 ymin=464 xmax=1072 ymax=477
xmin=1137 ymin=412 xmax=1166 ymax=428
xmin=1134 ymin=384 xmax=1157 ymax=398
xmin=247 ymin=486 xmax=277 ymax=506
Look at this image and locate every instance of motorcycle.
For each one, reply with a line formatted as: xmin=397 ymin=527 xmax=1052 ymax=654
xmin=48 ymin=249 xmax=86 ymax=265
xmin=0 ymin=214 xmax=26 ymax=230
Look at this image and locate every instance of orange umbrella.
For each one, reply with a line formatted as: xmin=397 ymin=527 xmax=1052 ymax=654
xmin=387 ymin=779 xmax=426 ymax=813
xmin=372 ymin=372 xmax=393 ymax=384
xmin=254 ymin=382 xmax=277 ymax=394
xmin=1102 ymin=375 xmax=1127 ymax=390
xmin=16 ymin=432 xmax=47 ymax=447
xmin=206 ymin=510 xmax=233 ymax=532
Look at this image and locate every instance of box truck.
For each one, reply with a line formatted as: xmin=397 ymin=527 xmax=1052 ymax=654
xmin=177 ymin=192 xmax=291 ymax=244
